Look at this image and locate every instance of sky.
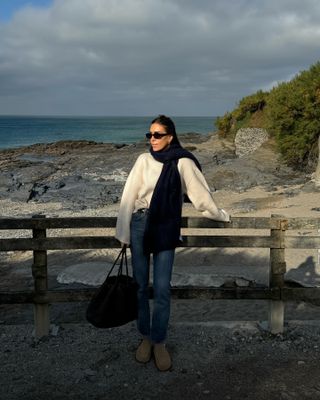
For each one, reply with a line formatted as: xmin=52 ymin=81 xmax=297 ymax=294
xmin=0 ymin=0 xmax=319 ymax=117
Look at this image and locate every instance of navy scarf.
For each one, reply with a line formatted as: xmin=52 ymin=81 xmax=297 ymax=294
xmin=144 ymin=143 xmax=201 ymax=253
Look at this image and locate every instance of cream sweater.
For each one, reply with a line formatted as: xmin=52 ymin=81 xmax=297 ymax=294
xmin=115 ymin=153 xmax=230 ymax=245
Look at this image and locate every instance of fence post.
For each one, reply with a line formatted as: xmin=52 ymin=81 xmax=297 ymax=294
xmin=31 ymin=215 xmax=49 ymax=338
xmin=268 ymin=214 xmax=287 ymax=334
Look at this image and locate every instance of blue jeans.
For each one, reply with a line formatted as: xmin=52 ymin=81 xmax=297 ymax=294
xmin=130 ymin=210 xmax=175 ymax=343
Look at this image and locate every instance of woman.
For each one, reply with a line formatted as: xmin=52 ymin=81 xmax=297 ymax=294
xmin=115 ymin=115 xmax=229 ymax=371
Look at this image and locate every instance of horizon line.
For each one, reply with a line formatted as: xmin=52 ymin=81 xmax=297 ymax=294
xmin=0 ymin=114 xmax=219 ymax=118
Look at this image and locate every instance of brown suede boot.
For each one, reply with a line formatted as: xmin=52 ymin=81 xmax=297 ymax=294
xmin=153 ymin=343 xmax=172 ymax=371
xmin=135 ymin=338 xmax=152 ymax=363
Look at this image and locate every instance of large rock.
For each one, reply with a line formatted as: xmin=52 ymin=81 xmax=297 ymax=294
xmin=313 ymin=135 xmax=320 ymax=187
xmin=235 ymin=128 xmax=269 ymax=158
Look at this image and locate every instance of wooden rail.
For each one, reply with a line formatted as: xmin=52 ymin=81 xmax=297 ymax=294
xmin=1 ymin=215 xmax=320 ymax=337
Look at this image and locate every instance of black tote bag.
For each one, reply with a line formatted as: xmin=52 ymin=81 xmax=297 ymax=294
xmin=86 ymin=247 xmax=138 ymax=328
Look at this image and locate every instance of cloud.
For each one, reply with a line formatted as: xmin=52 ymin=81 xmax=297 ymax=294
xmin=0 ymin=0 xmax=319 ymax=115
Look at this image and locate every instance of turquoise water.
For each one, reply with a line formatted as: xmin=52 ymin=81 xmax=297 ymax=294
xmin=0 ymin=116 xmax=217 ymax=149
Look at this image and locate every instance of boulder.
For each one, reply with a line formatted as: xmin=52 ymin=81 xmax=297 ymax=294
xmin=235 ymin=128 xmax=269 ymax=158
xmin=313 ymin=135 xmax=320 ymax=186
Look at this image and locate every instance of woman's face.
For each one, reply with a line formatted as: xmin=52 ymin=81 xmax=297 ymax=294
xmin=148 ymin=122 xmax=173 ymax=152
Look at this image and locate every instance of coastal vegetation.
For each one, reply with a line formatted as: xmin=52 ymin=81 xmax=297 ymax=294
xmin=216 ymin=61 xmax=320 ymax=172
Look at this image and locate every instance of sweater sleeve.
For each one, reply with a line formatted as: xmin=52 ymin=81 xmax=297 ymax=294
xmin=179 ymin=158 xmax=230 ymax=222
xmin=115 ymin=155 xmax=144 ymax=244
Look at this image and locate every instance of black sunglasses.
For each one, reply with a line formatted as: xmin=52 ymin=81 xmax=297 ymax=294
xmin=145 ymin=132 xmax=170 ymax=139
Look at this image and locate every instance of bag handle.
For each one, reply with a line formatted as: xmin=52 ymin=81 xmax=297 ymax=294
xmin=122 ymin=248 xmax=131 ymax=283
xmin=106 ymin=247 xmax=126 ymax=279
xmin=116 ymin=247 xmax=131 ymax=284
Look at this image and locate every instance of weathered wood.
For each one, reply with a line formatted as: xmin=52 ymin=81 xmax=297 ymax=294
xmin=0 ymin=236 xmax=121 ymax=251
xmin=2 ymin=215 xmax=320 ymax=337
xmin=0 ymin=216 xmax=118 ymax=230
xmin=0 ymin=235 xmax=274 ymax=251
xmin=285 ymin=236 xmax=320 ymax=249
xmin=1 ymin=216 xmax=319 ymax=231
xmin=0 ymin=216 xmax=281 ymax=231
xmin=4 ymin=286 xmax=320 ymax=305
xmin=269 ymin=215 xmax=286 ymax=287
xmin=268 ymin=215 xmax=286 ymax=334
xmin=180 ymin=235 xmax=273 ymax=248
xmin=268 ymin=300 xmax=284 ymax=334
xmin=0 ymin=291 xmax=35 ymax=303
xmin=0 ymin=286 xmax=280 ymax=304
xmin=31 ymin=216 xmax=49 ymax=338
xmin=171 ymin=287 xmax=280 ymax=300
xmin=286 ymin=217 xmax=320 ymax=230
xmin=270 ymin=259 xmax=287 ymax=276
xmin=282 ymin=287 xmax=320 ymax=304
xmin=181 ymin=217 xmax=277 ymax=229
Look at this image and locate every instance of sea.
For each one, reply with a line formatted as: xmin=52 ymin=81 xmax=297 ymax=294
xmin=0 ymin=116 xmax=217 ymax=150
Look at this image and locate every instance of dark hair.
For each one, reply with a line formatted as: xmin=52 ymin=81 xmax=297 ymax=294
xmin=151 ymin=115 xmax=181 ymax=146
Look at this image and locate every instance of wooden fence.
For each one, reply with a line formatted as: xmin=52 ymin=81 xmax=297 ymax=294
xmin=1 ymin=215 xmax=320 ymax=337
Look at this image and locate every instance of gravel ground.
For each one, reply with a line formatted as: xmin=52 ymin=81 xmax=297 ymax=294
xmin=2 ymin=319 xmax=320 ymax=400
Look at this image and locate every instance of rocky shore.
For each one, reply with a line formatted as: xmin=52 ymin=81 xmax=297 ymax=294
xmin=1 ymin=130 xmax=319 ymax=280
xmin=0 ymin=131 xmax=311 ymax=214
xmin=1 ymin=131 xmax=320 ymax=286
xmin=1 ymin=132 xmax=320 ymax=400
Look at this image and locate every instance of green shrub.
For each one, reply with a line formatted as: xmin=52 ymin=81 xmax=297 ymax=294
xmin=216 ymin=61 xmax=320 ymax=171
xmin=216 ymin=90 xmax=268 ymax=137
xmin=266 ymin=62 xmax=320 ymax=170
xmin=234 ymin=90 xmax=268 ymax=120
xmin=216 ymin=112 xmax=233 ymax=136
